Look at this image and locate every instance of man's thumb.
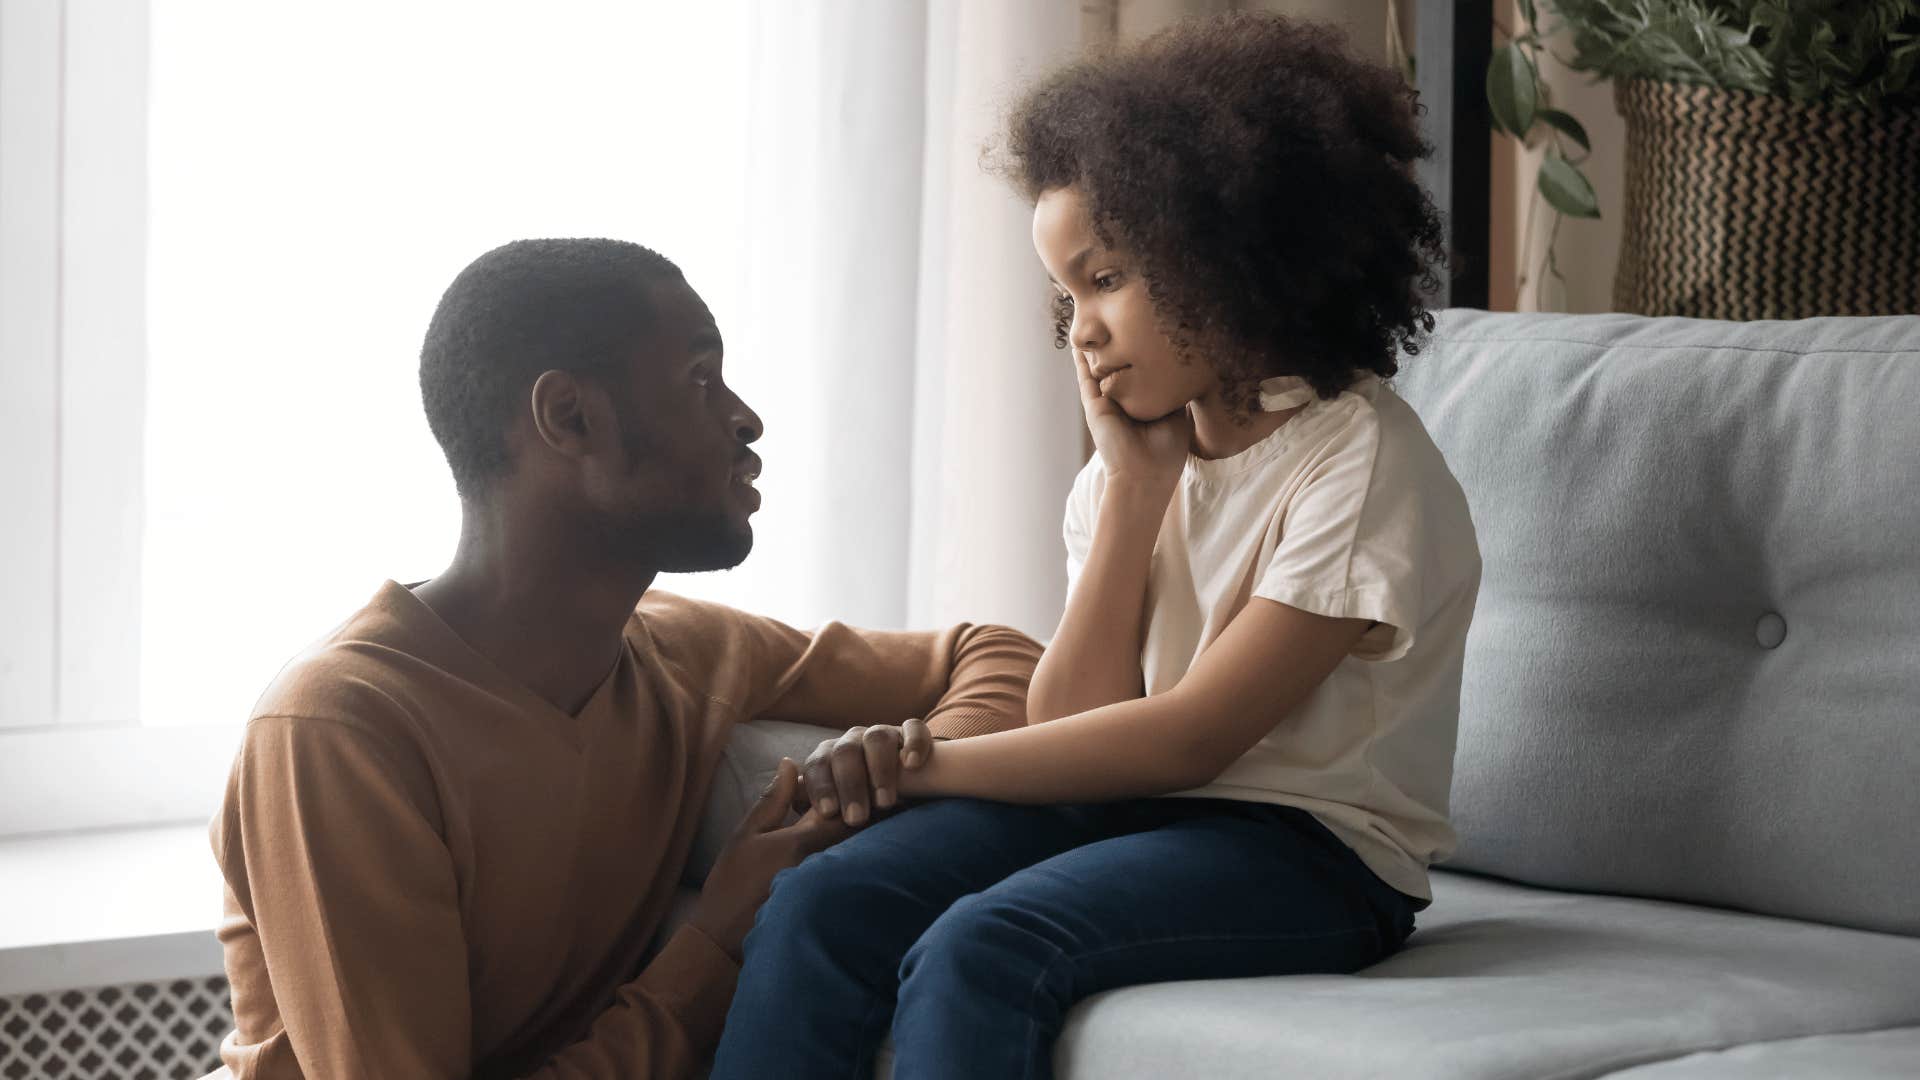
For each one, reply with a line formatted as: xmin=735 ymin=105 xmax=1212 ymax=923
xmin=747 ymin=758 xmax=800 ymax=832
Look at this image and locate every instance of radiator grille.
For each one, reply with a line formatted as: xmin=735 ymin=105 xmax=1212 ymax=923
xmin=0 ymin=976 xmax=230 ymax=1080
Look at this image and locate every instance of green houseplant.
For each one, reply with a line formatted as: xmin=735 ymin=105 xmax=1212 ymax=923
xmin=1486 ymin=0 xmax=1920 ymax=316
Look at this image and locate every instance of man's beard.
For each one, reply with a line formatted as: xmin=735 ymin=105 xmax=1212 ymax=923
xmin=607 ymin=418 xmax=753 ymax=572
xmin=591 ymin=504 xmax=751 ymax=574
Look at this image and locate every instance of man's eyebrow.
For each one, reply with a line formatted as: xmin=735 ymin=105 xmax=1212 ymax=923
xmin=690 ymin=328 xmax=724 ymax=354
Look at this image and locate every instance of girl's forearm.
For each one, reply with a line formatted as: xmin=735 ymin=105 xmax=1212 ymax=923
xmin=900 ymin=691 xmax=1208 ymax=803
xmin=1025 ymin=482 xmax=1168 ymax=724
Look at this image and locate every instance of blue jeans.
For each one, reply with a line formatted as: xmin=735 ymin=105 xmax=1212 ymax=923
xmin=709 ymin=796 xmax=1425 ymax=1080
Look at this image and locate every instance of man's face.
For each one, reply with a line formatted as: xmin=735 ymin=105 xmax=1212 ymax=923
xmin=1032 ymin=185 xmax=1212 ymax=422
xmin=589 ymin=276 xmax=763 ymax=573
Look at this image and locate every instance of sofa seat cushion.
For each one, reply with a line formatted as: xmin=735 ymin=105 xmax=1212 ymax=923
xmin=1028 ymin=870 xmax=1920 ymax=1080
xmin=1602 ymin=1027 xmax=1920 ymax=1078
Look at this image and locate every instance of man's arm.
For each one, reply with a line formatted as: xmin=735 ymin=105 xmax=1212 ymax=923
xmin=213 ymin=715 xmax=750 ymax=1079
xmin=723 ymin=612 xmax=1040 ymax=827
xmin=738 ymin=615 xmax=1043 ymax=740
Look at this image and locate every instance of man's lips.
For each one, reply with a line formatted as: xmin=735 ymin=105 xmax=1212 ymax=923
xmin=733 ymin=454 xmax=762 ymax=510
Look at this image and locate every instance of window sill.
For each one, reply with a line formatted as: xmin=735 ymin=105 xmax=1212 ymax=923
xmin=0 ymin=823 xmax=225 ymax=995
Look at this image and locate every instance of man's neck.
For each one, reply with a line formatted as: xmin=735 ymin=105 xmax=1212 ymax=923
xmin=412 ymin=508 xmax=655 ymax=717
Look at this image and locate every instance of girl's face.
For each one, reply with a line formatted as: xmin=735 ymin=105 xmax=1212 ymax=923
xmin=1032 ymin=185 xmax=1214 ymax=422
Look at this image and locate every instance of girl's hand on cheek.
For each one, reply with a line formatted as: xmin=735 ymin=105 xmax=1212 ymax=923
xmin=1074 ymin=349 xmax=1192 ymax=497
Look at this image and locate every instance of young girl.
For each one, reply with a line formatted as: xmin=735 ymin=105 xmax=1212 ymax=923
xmin=711 ymin=14 xmax=1479 ymax=1079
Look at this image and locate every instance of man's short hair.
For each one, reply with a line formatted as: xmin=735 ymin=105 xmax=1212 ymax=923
xmin=419 ymin=238 xmax=682 ymax=499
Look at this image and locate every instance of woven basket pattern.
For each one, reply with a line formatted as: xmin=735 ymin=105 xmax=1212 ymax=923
xmin=1614 ymin=78 xmax=1920 ymax=319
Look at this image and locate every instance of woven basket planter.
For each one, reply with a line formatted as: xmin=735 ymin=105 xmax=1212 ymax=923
xmin=1613 ymin=78 xmax=1920 ymax=319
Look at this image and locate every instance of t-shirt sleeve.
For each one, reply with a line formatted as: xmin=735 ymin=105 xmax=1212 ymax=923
xmin=1253 ymin=410 xmax=1423 ymax=663
xmin=1062 ymin=454 xmax=1105 ymax=594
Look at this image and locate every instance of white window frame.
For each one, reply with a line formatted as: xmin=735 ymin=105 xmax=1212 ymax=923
xmin=1 ymin=0 xmax=234 ymax=839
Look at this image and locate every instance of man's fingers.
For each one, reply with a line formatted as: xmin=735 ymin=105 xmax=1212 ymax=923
xmin=784 ymin=807 xmax=854 ymax=857
xmin=804 ymin=740 xmax=842 ymax=818
xmin=862 ymin=727 xmax=903 ymax=810
xmin=830 ymin=734 xmax=871 ymax=826
xmin=900 ymin=718 xmax=932 ymax=770
xmin=745 ymin=759 xmax=800 ymax=834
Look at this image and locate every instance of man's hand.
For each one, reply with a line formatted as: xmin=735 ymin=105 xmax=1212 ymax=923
xmin=798 ymin=719 xmax=934 ymax=827
xmin=689 ymin=758 xmax=848 ymax=962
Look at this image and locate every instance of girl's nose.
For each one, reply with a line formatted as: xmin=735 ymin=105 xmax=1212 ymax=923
xmin=1074 ymin=312 xmax=1108 ymax=350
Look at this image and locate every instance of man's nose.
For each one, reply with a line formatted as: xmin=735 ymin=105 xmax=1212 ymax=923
xmin=731 ymin=395 xmax=764 ymax=445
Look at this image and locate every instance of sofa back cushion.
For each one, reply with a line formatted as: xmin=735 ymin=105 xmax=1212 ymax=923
xmin=1393 ymin=311 xmax=1920 ymax=936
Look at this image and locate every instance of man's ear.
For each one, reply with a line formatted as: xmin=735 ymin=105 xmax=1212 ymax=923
xmin=528 ymin=370 xmax=607 ymax=459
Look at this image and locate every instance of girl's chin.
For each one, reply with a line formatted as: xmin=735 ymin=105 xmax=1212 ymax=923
xmin=1114 ymin=396 xmax=1182 ymax=423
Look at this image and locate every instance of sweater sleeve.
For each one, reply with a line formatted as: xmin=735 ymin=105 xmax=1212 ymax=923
xmin=717 ymin=611 xmax=1043 ymax=740
xmin=212 ymin=715 xmax=737 ymax=1080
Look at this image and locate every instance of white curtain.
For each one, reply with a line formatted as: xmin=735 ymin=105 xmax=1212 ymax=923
xmin=139 ymin=1 xmax=1384 ymax=734
xmin=720 ymin=0 xmax=1392 ymax=639
xmin=720 ymin=0 xmax=1086 ymax=640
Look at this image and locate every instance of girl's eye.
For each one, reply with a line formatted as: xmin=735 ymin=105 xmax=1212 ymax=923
xmin=1052 ymin=292 xmax=1074 ymax=308
xmin=1093 ymin=271 xmax=1122 ymax=291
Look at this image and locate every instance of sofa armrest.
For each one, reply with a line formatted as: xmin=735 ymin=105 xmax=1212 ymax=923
xmin=684 ymin=719 xmax=836 ymax=886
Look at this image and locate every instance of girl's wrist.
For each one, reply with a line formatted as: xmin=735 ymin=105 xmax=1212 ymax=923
xmin=1101 ymin=473 xmax=1178 ymax=516
xmin=899 ymin=756 xmax=947 ymax=799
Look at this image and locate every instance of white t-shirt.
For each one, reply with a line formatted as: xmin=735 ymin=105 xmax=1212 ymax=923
xmin=1064 ymin=373 xmax=1481 ymax=901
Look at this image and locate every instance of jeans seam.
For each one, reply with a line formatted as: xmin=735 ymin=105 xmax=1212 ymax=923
xmin=1015 ymin=924 xmax=1381 ymax=1080
xmin=849 ymin=993 xmax=893 ymax=1080
xmin=1021 ymin=941 xmax=1069 ymax=1080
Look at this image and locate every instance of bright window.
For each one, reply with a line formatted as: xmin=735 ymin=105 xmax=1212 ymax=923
xmin=2 ymin=1 xmax=831 ymax=836
xmin=141 ymin=1 xmax=759 ymax=729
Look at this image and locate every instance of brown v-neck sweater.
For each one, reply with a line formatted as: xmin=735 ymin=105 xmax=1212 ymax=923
xmin=209 ymin=581 xmax=1040 ymax=1079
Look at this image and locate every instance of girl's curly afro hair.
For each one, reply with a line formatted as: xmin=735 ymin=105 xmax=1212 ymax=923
xmin=994 ymin=12 xmax=1447 ymax=410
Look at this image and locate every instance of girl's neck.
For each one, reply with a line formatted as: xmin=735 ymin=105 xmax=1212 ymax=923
xmin=1189 ymin=389 xmax=1305 ymax=461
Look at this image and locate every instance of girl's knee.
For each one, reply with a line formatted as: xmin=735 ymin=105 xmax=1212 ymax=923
xmin=901 ymin=892 xmax=1059 ymax=986
xmin=755 ymin=850 xmax=876 ymax=934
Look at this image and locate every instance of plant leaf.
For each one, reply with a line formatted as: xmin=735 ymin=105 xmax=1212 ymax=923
xmin=1538 ymin=153 xmax=1601 ymax=219
xmin=1538 ymin=107 xmax=1591 ymax=151
xmin=1487 ymin=42 xmax=1539 ymax=137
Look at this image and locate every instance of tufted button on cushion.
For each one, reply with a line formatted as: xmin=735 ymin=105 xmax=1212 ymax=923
xmin=1393 ymin=310 xmax=1920 ymax=938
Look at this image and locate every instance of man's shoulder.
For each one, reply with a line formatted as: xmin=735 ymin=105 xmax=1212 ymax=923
xmin=235 ymin=632 xmax=440 ymax=810
xmin=630 ymin=590 xmax=811 ymax=706
xmin=632 ymin=589 xmax=781 ymax=649
xmin=247 ymin=601 xmax=426 ymax=740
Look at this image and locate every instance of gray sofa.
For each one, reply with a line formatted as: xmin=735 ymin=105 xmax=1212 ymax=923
xmin=676 ymin=310 xmax=1920 ymax=1078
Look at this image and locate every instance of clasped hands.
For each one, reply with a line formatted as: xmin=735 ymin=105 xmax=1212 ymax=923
xmin=791 ymin=718 xmax=934 ymax=828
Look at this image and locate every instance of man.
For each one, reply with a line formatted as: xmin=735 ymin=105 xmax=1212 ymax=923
xmin=208 ymin=239 xmax=1041 ymax=1078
